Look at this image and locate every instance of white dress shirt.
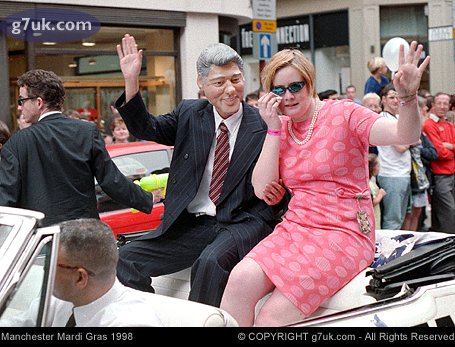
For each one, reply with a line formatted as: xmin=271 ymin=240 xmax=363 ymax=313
xmin=187 ymin=104 xmax=243 ymax=216
xmin=3 ymin=279 xmax=163 ymax=327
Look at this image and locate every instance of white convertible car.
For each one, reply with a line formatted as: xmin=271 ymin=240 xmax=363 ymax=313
xmin=0 ymin=206 xmax=454 ymax=327
xmin=0 ymin=206 xmax=236 ymax=327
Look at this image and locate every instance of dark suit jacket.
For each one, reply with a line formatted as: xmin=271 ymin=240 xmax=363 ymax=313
xmin=0 ymin=113 xmax=153 ymax=227
xmin=117 ymin=92 xmax=283 ymax=258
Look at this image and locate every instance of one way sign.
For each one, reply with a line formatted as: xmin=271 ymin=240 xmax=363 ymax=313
xmin=253 ymin=32 xmax=277 ymax=60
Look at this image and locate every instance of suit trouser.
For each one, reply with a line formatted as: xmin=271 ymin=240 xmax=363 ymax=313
xmin=431 ymin=174 xmax=455 ymax=234
xmin=117 ymin=211 xmax=239 ymax=307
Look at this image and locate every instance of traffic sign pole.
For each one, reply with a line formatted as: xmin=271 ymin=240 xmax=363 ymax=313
xmin=252 ymin=0 xmax=277 ymax=91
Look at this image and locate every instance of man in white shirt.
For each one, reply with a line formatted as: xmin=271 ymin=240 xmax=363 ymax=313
xmin=7 ymin=218 xmax=163 ymax=327
xmin=377 ymin=84 xmax=412 ymax=230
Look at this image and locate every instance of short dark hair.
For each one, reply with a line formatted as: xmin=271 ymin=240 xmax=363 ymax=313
xmin=17 ymin=69 xmax=65 ymax=111
xmin=318 ymin=89 xmax=338 ymax=100
xmin=245 ymin=92 xmax=259 ymax=102
xmin=379 ymin=83 xmax=395 ymax=98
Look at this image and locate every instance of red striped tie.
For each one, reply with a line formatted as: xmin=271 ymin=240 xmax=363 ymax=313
xmin=209 ymin=122 xmax=229 ymax=205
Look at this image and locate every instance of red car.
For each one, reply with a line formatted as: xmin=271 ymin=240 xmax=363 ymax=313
xmin=97 ymin=141 xmax=173 ymax=240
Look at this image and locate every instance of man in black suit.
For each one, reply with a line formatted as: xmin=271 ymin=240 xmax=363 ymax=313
xmin=0 ymin=69 xmax=154 ymax=227
xmin=115 ymin=34 xmax=287 ymax=307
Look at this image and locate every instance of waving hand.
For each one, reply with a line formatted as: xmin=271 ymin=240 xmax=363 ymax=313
xmin=393 ymin=41 xmax=430 ymax=98
xmin=116 ymin=34 xmax=142 ymax=101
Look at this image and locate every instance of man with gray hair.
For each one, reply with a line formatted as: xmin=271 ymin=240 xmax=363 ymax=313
xmin=114 ymin=34 xmax=288 ymax=307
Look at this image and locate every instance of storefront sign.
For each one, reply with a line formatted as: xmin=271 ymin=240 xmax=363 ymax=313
xmin=240 ymin=16 xmax=310 ymax=55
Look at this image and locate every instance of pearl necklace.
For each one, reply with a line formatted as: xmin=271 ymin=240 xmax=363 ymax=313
xmin=288 ymin=100 xmax=323 ymax=145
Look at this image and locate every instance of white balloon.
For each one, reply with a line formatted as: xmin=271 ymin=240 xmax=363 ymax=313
xmin=382 ymin=37 xmax=410 ymax=72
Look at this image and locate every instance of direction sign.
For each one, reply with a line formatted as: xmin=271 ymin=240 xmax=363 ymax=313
xmin=252 ymin=32 xmax=277 ymax=60
xmin=252 ymin=19 xmax=277 ymax=33
xmin=252 ymin=0 xmax=277 ymax=61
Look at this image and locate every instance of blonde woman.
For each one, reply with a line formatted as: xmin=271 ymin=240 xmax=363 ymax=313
xmin=364 ymin=56 xmax=390 ymax=95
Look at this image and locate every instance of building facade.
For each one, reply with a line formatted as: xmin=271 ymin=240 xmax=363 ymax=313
xmin=241 ymin=0 xmax=454 ymax=98
xmin=0 ymin=0 xmax=454 ymax=132
xmin=0 ymin=0 xmax=250 ymax=131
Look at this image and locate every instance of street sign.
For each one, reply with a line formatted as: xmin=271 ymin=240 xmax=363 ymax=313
xmin=252 ymin=19 xmax=277 ymax=33
xmin=428 ymin=26 xmax=453 ymax=41
xmin=253 ymin=32 xmax=277 ymax=60
xmin=252 ymin=0 xmax=277 ymax=60
xmin=252 ymin=0 xmax=276 ymax=20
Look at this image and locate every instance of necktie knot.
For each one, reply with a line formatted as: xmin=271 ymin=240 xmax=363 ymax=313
xmin=218 ymin=122 xmax=228 ymax=134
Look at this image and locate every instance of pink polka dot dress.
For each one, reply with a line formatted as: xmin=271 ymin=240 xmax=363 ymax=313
xmin=247 ymin=99 xmax=382 ymax=317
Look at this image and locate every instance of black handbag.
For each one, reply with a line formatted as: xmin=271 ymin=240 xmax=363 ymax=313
xmin=366 ymin=237 xmax=455 ymax=300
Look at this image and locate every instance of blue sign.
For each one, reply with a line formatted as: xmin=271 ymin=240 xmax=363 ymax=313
xmin=259 ymin=33 xmax=272 ymax=59
xmin=252 ymin=32 xmax=277 ymax=60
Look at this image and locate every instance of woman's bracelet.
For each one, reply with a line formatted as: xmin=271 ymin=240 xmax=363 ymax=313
xmin=399 ymin=96 xmax=418 ymax=107
xmin=267 ymin=129 xmax=281 ymax=137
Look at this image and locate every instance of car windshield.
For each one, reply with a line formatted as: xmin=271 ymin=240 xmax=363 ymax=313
xmin=112 ymin=150 xmax=171 ymax=178
xmin=96 ymin=147 xmax=172 ymax=213
xmin=113 ymin=157 xmax=148 ymax=177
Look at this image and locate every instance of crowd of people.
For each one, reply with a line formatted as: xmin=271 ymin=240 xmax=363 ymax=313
xmin=1 ymin=34 xmax=455 ymax=328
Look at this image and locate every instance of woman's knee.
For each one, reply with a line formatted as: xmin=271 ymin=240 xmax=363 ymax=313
xmin=227 ymin=259 xmax=265 ymax=292
xmin=226 ymin=261 xmax=249 ymax=287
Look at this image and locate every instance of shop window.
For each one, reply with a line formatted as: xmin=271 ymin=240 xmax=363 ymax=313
xmin=8 ymin=26 xmax=178 ymax=130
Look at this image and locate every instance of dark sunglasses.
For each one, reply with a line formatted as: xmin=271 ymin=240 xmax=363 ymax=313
xmin=271 ymin=81 xmax=306 ymax=96
xmin=17 ymin=96 xmax=37 ymax=106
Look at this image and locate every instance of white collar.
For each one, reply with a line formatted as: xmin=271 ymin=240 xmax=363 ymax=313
xmin=72 ymin=279 xmax=122 ymax=324
xmin=429 ymin=113 xmax=442 ymax=123
xmin=213 ymin=104 xmax=243 ymax=133
xmin=38 ymin=111 xmax=61 ymax=121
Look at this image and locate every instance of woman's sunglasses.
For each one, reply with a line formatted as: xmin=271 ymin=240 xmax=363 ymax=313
xmin=271 ymin=81 xmax=306 ymax=96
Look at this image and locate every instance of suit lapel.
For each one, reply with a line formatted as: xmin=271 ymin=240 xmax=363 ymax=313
xmin=191 ymin=105 xmax=216 ymax=184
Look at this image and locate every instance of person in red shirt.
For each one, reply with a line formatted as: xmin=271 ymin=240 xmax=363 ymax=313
xmin=422 ymin=92 xmax=455 ymax=233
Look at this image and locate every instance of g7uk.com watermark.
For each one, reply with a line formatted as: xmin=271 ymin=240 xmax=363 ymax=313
xmin=2 ymin=8 xmax=100 ymax=42
xmin=237 ymin=331 xmax=356 ymax=342
xmin=9 ymin=17 xmax=93 ymax=35
xmin=234 ymin=329 xmax=455 ymax=345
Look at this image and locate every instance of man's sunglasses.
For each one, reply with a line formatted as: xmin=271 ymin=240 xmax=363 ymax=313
xmin=17 ymin=96 xmax=37 ymax=106
xmin=271 ymin=81 xmax=306 ymax=96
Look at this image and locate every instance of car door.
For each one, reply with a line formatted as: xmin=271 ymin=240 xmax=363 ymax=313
xmin=0 ymin=207 xmax=59 ymax=327
xmin=98 ymin=144 xmax=173 ymax=239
